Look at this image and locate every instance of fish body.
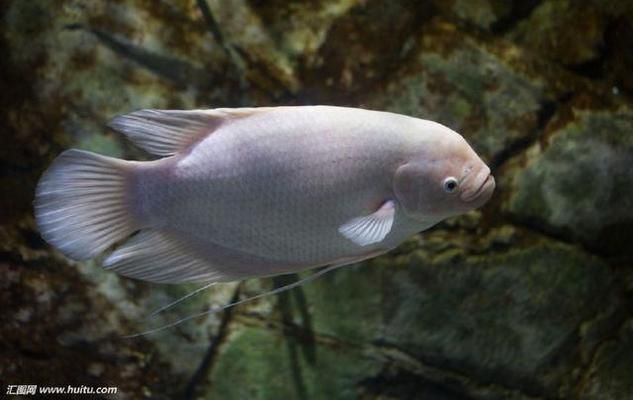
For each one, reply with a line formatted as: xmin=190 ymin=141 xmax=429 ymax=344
xmin=35 ymin=106 xmax=495 ymax=283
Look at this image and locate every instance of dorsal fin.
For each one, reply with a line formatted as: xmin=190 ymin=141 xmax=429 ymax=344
xmin=108 ymin=108 xmax=268 ymax=156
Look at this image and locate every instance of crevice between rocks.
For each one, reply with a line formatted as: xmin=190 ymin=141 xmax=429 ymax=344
xmin=358 ymin=368 xmax=474 ymax=400
xmin=506 ymin=213 xmax=628 ymax=266
xmin=490 ymin=99 xmax=558 ymax=171
xmin=490 ymin=0 xmax=542 ymax=35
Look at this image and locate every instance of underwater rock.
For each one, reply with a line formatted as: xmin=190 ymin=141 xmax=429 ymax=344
xmin=0 ymin=252 xmax=183 ymax=399
xmin=298 ymin=0 xmax=435 ymax=104
xmin=508 ymin=0 xmax=605 ymax=66
xmin=505 ymin=105 xmax=633 ymax=260
xmin=382 ymin=240 xmax=616 ymax=397
xmin=579 ymin=319 xmax=633 ymax=400
xmin=363 ymin=18 xmax=551 ymax=163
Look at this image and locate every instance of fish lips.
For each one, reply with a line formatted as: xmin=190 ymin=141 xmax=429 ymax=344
xmin=461 ymin=172 xmax=495 ymax=204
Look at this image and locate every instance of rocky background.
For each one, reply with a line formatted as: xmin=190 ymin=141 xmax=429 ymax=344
xmin=1 ymin=0 xmax=633 ymax=399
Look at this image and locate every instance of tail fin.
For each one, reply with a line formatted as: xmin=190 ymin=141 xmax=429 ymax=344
xmin=34 ymin=149 xmax=138 ymax=260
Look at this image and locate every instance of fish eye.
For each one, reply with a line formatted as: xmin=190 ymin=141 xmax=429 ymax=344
xmin=443 ymin=177 xmax=458 ymax=193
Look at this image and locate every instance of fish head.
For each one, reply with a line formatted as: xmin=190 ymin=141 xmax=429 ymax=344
xmin=393 ymin=129 xmax=495 ymax=221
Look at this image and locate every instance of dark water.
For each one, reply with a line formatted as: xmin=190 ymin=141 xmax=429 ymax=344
xmin=1 ymin=1 xmax=633 ymax=399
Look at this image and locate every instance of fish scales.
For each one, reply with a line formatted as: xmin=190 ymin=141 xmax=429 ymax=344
xmin=159 ymin=108 xmax=400 ymax=262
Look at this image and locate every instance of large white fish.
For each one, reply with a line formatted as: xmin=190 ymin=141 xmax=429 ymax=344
xmin=35 ymin=106 xmax=494 ymax=284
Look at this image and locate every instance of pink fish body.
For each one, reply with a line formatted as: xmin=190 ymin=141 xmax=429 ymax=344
xmin=35 ymin=106 xmax=494 ymax=283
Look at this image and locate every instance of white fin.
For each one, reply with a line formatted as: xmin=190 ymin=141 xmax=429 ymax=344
xmin=34 ymin=149 xmax=137 ymax=260
xmin=108 ymin=108 xmax=265 ymax=156
xmin=338 ymin=200 xmax=395 ymax=246
xmin=147 ymin=281 xmax=217 ymax=318
xmin=123 ymin=263 xmax=343 ymax=338
xmin=103 ymin=229 xmax=223 ymax=284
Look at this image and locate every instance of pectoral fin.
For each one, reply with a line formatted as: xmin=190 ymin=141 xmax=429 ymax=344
xmin=338 ymin=200 xmax=395 ymax=246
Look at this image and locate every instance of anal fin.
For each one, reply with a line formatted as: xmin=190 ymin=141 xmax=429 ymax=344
xmin=103 ymin=229 xmax=221 ymax=284
xmin=103 ymin=229 xmax=307 ymax=284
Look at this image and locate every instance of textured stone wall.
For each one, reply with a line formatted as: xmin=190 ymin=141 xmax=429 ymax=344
xmin=1 ymin=1 xmax=633 ymax=399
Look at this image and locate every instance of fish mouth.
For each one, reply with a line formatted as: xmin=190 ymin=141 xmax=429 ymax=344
xmin=461 ymin=171 xmax=495 ymax=203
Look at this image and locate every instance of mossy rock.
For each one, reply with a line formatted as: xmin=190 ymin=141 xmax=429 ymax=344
xmin=507 ymin=108 xmax=633 ymax=259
